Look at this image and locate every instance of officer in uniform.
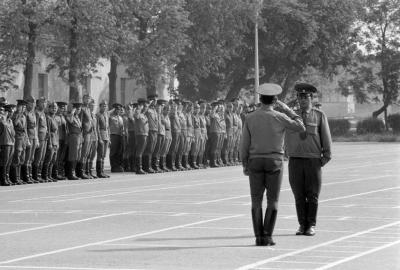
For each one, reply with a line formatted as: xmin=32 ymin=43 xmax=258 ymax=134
xmin=33 ymin=97 xmax=48 ymax=182
xmin=197 ymin=101 xmax=208 ymax=168
xmin=11 ymin=100 xmax=29 ymax=184
xmin=217 ymin=101 xmax=226 ymax=166
xmin=134 ymin=99 xmax=149 ymax=174
xmin=86 ymin=98 xmax=98 ymax=178
xmin=23 ymin=97 xmax=39 ymax=183
xmin=176 ymin=100 xmax=187 ymax=170
xmin=66 ymin=101 xmax=83 ymax=180
xmin=125 ymin=103 xmax=136 ymax=172
xmin=182 ymin=101 xmax=194 ymax=170
xmin=241 ymin=83 xmax=305 ymax=246
xmin=0 ymin=103 xmax=16 ymax=186
xmin=42 ymin=101 xmax=59 ymax=181
xmin=209 ymin=102 xmax=222 ymax=167
xmin=54 ymin=102 xmax=68 ymax=180
xmin=96 ymin=100 xmax=110 ymax=178
xmin=77 ymin=94 xmax=93 ymax=179
xmin=222 ymin=100 xmax=234 ymax=166
xmin=285 ymin=83 xmax=332 ymax=236
xmin=151 ymin=99 xmax=167 ymax=172
xmin=190 ymin=102 xmax=201 ymax=169
xmin=159 ymin=102 xmax=172 ymax=171
xmin=143 ymin=95 xmax=159 ymax=173
xmin=167 ymin=99 xmax=181 ymax=171
xmin=109 ymin=103 xmax=125 ymax=172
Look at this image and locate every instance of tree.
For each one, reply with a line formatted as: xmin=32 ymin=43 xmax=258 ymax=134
xmin=0 ymin=0 xmax=52 ymax=96
xmin=45 ymin=0 xmax=116 ymax=102
xmin=176 ymin=0 xmax=360 ymax=101
xmin=339 ymin=0 xmax=400 ymax=125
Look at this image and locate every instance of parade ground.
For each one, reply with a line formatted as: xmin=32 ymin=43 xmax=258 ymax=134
xmin=0 ymin=142 xmax=399 ymax=270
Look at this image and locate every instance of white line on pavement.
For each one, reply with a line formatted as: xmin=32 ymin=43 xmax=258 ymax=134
xmin=234 ymin=220 xmax=400 ymax=270
xmin=314 ymin=239 xmax=400 ymax=270
xmin=0 ymin=266 xmax=144 ymax=270
xmin=0 ymin=211 xmax=136 ymax=237
xmin=0 ymin=215 xmax=243 ymax=265
xmin=320 ymin=186 xmax=400 ymax=203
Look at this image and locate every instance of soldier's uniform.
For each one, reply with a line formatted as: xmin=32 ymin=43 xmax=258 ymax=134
xmin=125 ymin=105 xmax=136 ymax=172
xmin=233 ymin=107 xmax=242 ymax=164
xmin=0 ymin=104 xmax=16 ymax=186
xmin=66 ymin=103 xmax=83 ymax=180
xmin=209 ymin=103 xmax=223 ymax=167
xmin=54 ymin=102 xmax=68 ymax=180
xmin=167 ymin=100 xmax=181 ymax=171
xmin=96 ymin=100 xmax=110 ymax=178
xmin=143 ymin=98 xmax=159 ymax=173
xmin=183 ymin=103 xmax=194 ymax=170
xmin=11 ymin=100 xmax=29 ymax=184
xmin=109 ymin=103 xmax=125 ymax=172
xmin=159 ymin=103 xmax=172 ymax=171
xmin=85 ymin=99 xmax=98 ymax=178
xmin=285 ymin=83 xmax=332 ymax=236
xmin=78 ymin=96 xmax=94 ymax=179
xmin=176 ymin=107 xmax=187 ymax=170
xmin=152 ymin=99 xmax=167 ymax=173
xmin=33 ymin=97 xmax=48 ymax=181
xmin=42 ymin=102 xmax=59 ymax=181
xmin=134 ymin=99 xmax=149 ymax=174
xmin=190 ymin=103 xmax=201 ymax=169
xmin=217 ymin=105 xmax=226 ymax=166
xmin=198 ymin=102 xmax=208 ymax=168
xmin=222 ymin=104 xmax=234 ymax=166
xmin=23 ymin=97 xmax=39 ymax=183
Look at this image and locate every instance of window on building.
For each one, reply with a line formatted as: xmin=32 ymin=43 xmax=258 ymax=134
xmin=121 ymin=78 xmax=127 ymax=102
xmin=38 ymin=73 xmax=48 ymax=98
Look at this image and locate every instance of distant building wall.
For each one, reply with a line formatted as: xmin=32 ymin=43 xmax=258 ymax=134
xmin=0 ymin=53 xmax=170 ymax=107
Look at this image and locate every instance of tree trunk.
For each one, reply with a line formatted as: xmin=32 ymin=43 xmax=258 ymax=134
xmin=372 ymin=102 xmax=389 ymax=119
xmin=22 ymin=12 xmax=37 ymax=99
xmin=68 ymin=16 xmax=80 ymax=103
xmin=108 ymin=55 xmax=118 ymax=105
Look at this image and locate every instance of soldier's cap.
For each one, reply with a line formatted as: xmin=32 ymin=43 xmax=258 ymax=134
xmin=17 ymin=99 xmax=28 ymax=106
xmin=197 ymin=99 xmax=206 ymax=105
xmin=193 ymin=103 xmax=200 ymax=109
xmin=36 ymin=97 xmax=47 ymax=104
xmin=314 ymin=102 xmax=322 ymax=107
xmin=156 ymin=99 xmax=167 ymax=105
xmin=56 ymin=101 xmax=68 ymax=107
xmin=182 ymin=100 xmax=192 ymax=106
xmin=257 ymin=83 xmax=282 ymax=96
xmin=230 ymin=97 xmax=240 ymax=102
xmin=137 ymin=98 xmax=148 ymax=105
xmin=112 ymin=103 xmax=123 ymax=109
xmin=72 ymin=102 xmax=83 ymax=108
xmin=24 ymin=96 xmax=35 ymax=104
xmin=211 ymin=101 xmax=219 ymax=107
xmin=295 ymin=83 xmax=317 ymax=94
xmin=89 ymin=98 xmax=95 ymax=104
xmin=147 ymin=94 xmax=158 ymax=100
xmin=99 ymin=99 xmax=108 ymax=105
xmin=4 ymin=104 xmax=16 ymax=111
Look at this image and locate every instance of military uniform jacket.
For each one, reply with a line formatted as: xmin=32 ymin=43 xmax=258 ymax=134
xmin=0 ymin=117 xmax=15 ymax=146
xmin=186 ymin=113 xmax=194 ymax=137
xmin=109 ymin=113 xmax=124 ymax=136
xmin=25 ymin=111 xmax=38 ymax=140
xmin=36 ymin=110 xmax=48 ymax=141
xmin=178 ymin=112 xmax=187 ymax=136
xmin=210 ymin=111 xmax=223 ymax=133
xmin=225 ymin=112 xmax=233 ymax=136
xmin=55 ymin=113 xmax=68 ymax=141
xmin=169 ymin=112 xmax=181 ymax=133
xmin=66 ymin=113 xmax=82 ymax=135
xmin=80 ymin=106 xmax=93 ymax=135
xmin=192 ymin=114 xmax=201 ymax=137
xmin=126 ymin=110 xmax=135 ymax=132
xmin=134 ymin=112 xmax=148 ymax=136
xmin=13 ymin=113 xmax=28 ymax=140
xmin=285 ymin=108 xmax=332 ymax=159
xmin=146 ymin=108 xmax=159 ymax=132
xmin=90 ymin=112 xmax=98 ymax=141
xmin=158 ymin=112 xmax=166 ymax=136
xmin=199 ymin=115 xmax=207 ymax=136
xmin=46 ymin=114 xmax=59 ymax=147
xmin=96 ymin=112 xmax=110 ymax=140
xmin=162 ymin=114 xmax=171 ymax=138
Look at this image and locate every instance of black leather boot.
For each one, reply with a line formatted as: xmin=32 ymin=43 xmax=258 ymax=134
xmin=67 ymin=161 xmax=80 ymax=180
xmin=136 ymin=157 xmax=146 ymax=175
xmin=263 ymin=208 xmax=277 ymax=246
xmin=251 ymin=208 xmax=265 ymax=246
xmin=0 ymin=166 xmax=11 ymax=186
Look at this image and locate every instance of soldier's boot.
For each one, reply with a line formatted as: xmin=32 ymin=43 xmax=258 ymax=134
xmin=190 ymin=155 xmax=199 ymax=169
xmin=184 ymin=155 xmax=192 ymax=170
xmin=136 ymin=158 xmax=146 ymax=175
xmin=251 ymin=208 xmax=265 ymax=246
xmin=176 ymin=154 xmax=185 ymax=171
xmin=21 ymin=165 xmax=32 ymax=184
xmin=144 ymin=156 xmax=155 ymax=174
xmin=101 ymin=160 xmax=110 ymax=178
xmin=32 ymin=165 xmax=40 ymax=182
xmin=84 ymin=162 xmax=93 ymax=179
xmin=5 ymin=166 xmax=13 ymax=185
xmin=37 ymin=163 xmax=46 ymax=182
xmin=18 ymin=165 xmax=27 ymax=184
xmin=41 ymin=163 xmax=50 ymax=182
xmin=0 ymin=166 xmax=11 ymax=186
xmin=153 ymin=157 xmax=163 ymax=173
xmin=167 ymin=154 xmax=176 ymax=171
xmin=96 ymin=161 xmax=103 ymax=178
xmin=48 ymin=164 xmax=57 ymax=182
xmin=161 ymin=157 xmax=170 ymax=172
xmin=52 ymin=163 xmax=66 ymax=181
xmin=10 ymin=166 xmax=20 ymax=185
xmin=77 ymin=162 xmax=89 ymax=179
xmin=263 ymin=208 xmax=277 ymax=246
xmin=67 ymin=161 xmax=79 ymax=180
xmin=88 ymin=162 xmax=97 ymax=179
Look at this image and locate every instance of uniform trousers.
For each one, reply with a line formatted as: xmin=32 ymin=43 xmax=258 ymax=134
xmin=160 ymin=134 xmax=172 ymax=159
xmin=144 ymin=131 xmax=158 ymax=160
xmin=288 ymin=157 xmax=321 ymax=227
xmin=222 ymin=133 xmax=234 ymax=163
xmin=79 ymin=133 xmax=92 ymax=163
xmin=127 ymin=131 xmax=136 ymax=159
xmin=135 ymin=135 xmax=147 ymax=160
xmin=13 ymin=137 xmax=26 ymax=166
xmin=24 ymin=138 xmax=37 ymax=167
xmin=33 ymin=139 xmax=47 ymax=168
xmin=109 ymin=134 xmax=123 ymax=170
xmin=44 ymin=144 xmax=58 ymax=167
xmin=97 ymin=139 xmax=109 ymax=161
xmin=153 ymin=134 xmax=165 ymax=161
xmin=0 ymin=145 xmax=14 ymax=168
xmin=209 ymin=132 xmax=220 ymax=163
xmin=56 ymin=140 xmax=68 ymax=170
xmin=68 ymin=134 xmax=82 ymax=162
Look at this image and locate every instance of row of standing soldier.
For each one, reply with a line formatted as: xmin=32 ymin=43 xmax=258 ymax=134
xmin=0 ymin=94 xmax=247 ymax=186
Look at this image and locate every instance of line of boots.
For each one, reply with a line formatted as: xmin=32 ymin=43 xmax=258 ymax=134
xmin=251 ymin=207 xmax=277 ymax=246
xmin=0 ymin=166 xmax=13 ymax=186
